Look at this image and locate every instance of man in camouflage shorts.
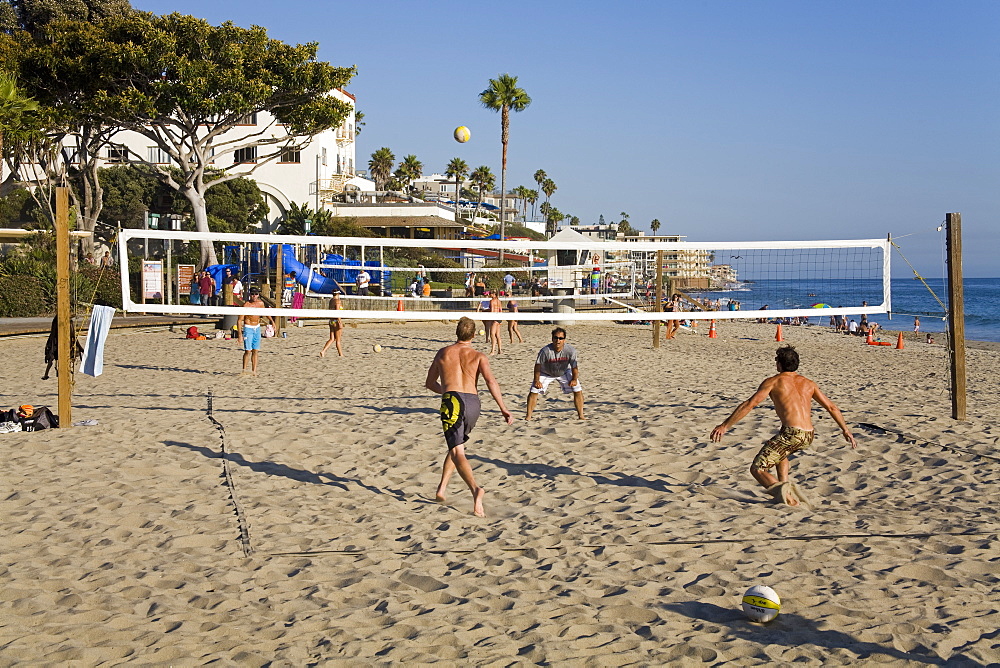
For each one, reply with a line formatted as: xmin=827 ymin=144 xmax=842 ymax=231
xmin=710 ymin=346 xmax=857 ymax=506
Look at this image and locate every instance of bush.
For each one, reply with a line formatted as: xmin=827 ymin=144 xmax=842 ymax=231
xmin=75 ymin=264 xmax=123 ymax=309
xmin=0 ymin=275 xmax=50 ymax=317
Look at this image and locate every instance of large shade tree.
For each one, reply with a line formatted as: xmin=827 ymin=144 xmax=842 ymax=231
xmin=26 ymin=12 xmax=355 ymax=265
xmin=2 ymin=0 xmax=136 ymax=242
xmin=0 ymin=71 xmax=38 ymax=187
xmin=479 ymin=73 xmax=530 ymax=242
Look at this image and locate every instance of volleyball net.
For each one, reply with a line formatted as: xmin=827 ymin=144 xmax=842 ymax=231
xmin=117 ymin=229 xmax=891 ymax=322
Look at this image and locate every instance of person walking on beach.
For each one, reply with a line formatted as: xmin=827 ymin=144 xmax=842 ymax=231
xmin=320 ymin=291 xmax=345 ymax=357
xmin=425 ymin=317 xmax=514 ymax=517
xmin=507 ymin=299 xmax=524 ymax=344
xmin=525 ymin=327 xmax=585 ymax=421
xmin=913 ymin=317 xmax=920 ymax=332
xmin=487 ymin=291 xmax=503 ymax=355
xmin=198 ymin=269 xmax=216 ymax=308
xmin=710 ymin=345 xmax=857 ymax=506
xmin=237 ymin=287 xmax=274 ymax=376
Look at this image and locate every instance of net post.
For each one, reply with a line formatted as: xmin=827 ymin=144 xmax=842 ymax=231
xmin=945 ymin=213 xmax=966 ymax=420
xmin=55 ymin=186 xmax=73 ymax=428
xmin=653 ymin=249 xmax=663 ymax=348
xmin=275 ymin=240 xmax=284 ymax=335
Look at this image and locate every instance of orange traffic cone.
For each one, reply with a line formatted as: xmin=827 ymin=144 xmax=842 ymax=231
xmin=708 ymin=320 xmax=717 ymax=338
xmin=866 ymin=329 xmax=874 ymax=345
xmin=775 ymin=324 xmax=783 ymax=342
xmin=896 ymin=331 xmax=904 ymax=349
xmin=396 ymin=299 xmax=404 ymax=312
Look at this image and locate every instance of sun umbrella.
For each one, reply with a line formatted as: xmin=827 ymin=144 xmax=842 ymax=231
xmin=811 ymin=303 xmax=831 ymax=308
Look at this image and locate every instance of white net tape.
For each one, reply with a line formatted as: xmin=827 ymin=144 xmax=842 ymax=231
xmin=118 ymin=229 xmax=891 ymax=322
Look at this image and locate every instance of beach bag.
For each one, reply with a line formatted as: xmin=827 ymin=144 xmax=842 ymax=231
xmin=186 ymin=326 xmax=200 ymax=339
xmin=19 ymin=405 xmax=58 ymax=431
xmin=263 ymin=323 xmax=275 ymax=338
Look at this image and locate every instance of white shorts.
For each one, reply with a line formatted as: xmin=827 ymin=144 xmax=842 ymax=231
xmin=529 ymin=370 xmax=582 ymax=395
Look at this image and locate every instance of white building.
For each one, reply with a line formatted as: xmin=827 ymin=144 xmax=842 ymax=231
xmin=97 ymin=88 xmax=372 ymax=232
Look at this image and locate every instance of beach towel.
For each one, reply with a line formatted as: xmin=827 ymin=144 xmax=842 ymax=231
xmin=289 ymin=291 xmax=305 ymax=323
xmin=80 ymin=305 xmax=116 ymax=377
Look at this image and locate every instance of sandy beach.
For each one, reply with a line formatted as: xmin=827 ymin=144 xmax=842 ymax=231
xmin=1 ymin=318 xmax=998 ymax=665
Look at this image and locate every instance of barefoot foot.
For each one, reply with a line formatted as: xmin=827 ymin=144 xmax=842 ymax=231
xmin=472 ymin=487 xmax=486 ymax=517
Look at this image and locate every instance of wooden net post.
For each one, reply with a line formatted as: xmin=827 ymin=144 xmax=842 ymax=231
xmin=946 ymin=213 xmax=966 ymax=420
xmin=55 ymin=187 xmax=73 ymax=427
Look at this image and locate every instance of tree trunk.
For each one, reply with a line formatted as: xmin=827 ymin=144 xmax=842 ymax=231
xmin=185 ymin=189 xmax=217 ymax=267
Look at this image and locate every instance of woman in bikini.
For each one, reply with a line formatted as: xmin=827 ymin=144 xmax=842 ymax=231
xmin=320 ymin=291 xmax=345 ymax=357
xmin=507 ymin=298 xmax=524 ymax=343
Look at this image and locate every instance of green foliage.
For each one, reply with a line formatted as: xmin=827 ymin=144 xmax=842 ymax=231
xmin=98 ymin=165 xmax=163 ymax=228
xmin=0 ymin=188 xmax=32 ymax=226
xmin=277 ymin=203 xmax=379 ymax=240
xmin=0 ymin=274 xmax=47 ymax=316
xmin=0 ymin=0 xmax=135 ymax=34
xmin=368 ymin=147 xmax=394 ymax=190
xmin=99 ymin=165 xmax=267 ymax=232
xmin=201 ymin=175 xmax=268 ymax=233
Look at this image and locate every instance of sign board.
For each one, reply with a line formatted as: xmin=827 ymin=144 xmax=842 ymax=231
xmin=177 ymin=264 xmax=196 ymax=299
xmin=548 ymin=277 xmax=564 ymax=288
xmin=142 ymin=260 xmax=163 ymax=300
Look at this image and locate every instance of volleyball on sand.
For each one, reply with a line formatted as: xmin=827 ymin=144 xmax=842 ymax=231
xmin=372 ymin=344 xmax=382 ymax=352
xmin=742 ymin=585 xmax=781 ymax=622
xmin=454 ymin=126 xmax=471 ymax=143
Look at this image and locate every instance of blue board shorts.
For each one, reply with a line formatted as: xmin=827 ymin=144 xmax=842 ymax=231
xmin=242 ymin=324 xmax=261 ymax=351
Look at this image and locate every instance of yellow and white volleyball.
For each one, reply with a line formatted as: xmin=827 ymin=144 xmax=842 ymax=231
xmin=372 ymin=344 xmax=382 ymax=353
xmin=478 ymin=328 xmax=485 ymax=336
xmin=742 ymin=585 xmax=781 ymax=623
xmin=454 ymin=126 xmax=471 ymax=143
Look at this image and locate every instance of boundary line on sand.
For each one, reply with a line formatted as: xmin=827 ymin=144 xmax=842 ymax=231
xmin=859 ymin=423 xmax=1000 ymax=462
xmin=207 ymin=391 xmax=254 ymax=557
xmin=267 ymin=529 xmax=998 ymax=557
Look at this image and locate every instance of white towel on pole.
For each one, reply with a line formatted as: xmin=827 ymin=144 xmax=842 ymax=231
xmin=80 ymin=305 xmax=116 ymax=377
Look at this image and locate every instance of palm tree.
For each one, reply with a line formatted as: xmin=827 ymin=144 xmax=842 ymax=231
xmin=569 ymin=215 xmax=580 ymax=226
xmin=542 ymin=178 xmax=557 ymax=210
xmin=395 ymin=154 xmax=423 ymax=193
xmin=469 ymin=165 xmax=495 ymax=217
xmin=526 ymin=188 xmax=539 ymax=221
xmin=511 ymin=185 xmax=529 ymax=221
xmin=479 ymin=73 xmax=531 ymax=241
xmin=445 ymin=157 xmax=469 ymax=223
xmin=544 ymin=205 xmax=564 ymax=238
xmin=650 ymin=218 xmax=661 ymax=235
xmin=533 ymin=169 xmax=547 ymax=195
xmin=0 ymin=72 xmax=39 ymax=184
xmin=368 ymin=147 xmax=395 ymax=193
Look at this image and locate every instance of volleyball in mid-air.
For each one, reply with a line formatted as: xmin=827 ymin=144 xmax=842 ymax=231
xmin=454 ymin=126 xmax=471 ymax=143
xmin=742 ymin=585 xmax=781 ymax=623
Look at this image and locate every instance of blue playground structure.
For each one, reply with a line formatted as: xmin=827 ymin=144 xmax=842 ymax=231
xmin=268 ymin=244 xmax=390 ymax=295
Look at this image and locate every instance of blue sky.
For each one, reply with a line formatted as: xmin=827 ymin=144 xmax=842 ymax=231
xmin=133 ymin=0 xmax=998 ymax=277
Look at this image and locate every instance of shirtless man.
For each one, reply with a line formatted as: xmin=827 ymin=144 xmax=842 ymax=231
xmin=425 ymin=317 xmax=513 ymax=516
xmin=710 ymin=345 xmax=857 ymax=505
xmin=237 ymin=287 xmax=275 ymax=376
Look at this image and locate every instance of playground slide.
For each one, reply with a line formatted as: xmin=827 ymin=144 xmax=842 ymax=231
xmin=269 ymin=244 xmax=343 ymax=294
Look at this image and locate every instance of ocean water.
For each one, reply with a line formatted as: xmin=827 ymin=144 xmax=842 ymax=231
xmin=691 ymin=278 xmax=1000 ymax=343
